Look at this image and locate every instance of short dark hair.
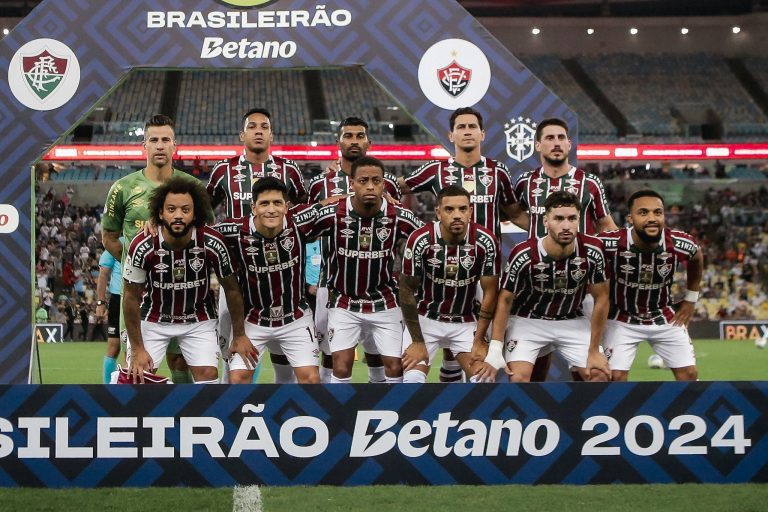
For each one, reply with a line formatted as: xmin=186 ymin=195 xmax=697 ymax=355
xmin=339 ymin=116 xmax=369 ymax=135
xmin=252 ymin=176 xmax=288 ymax=202
xmin=544 ymin=191 xmax=581 ymax=213
xmin=437 ymin=185 xmax=471 ymax=204
xmin=350 ymin=155 xmax=385 ymax=178
xmin=449 ymin=107 xmax=483 ymax=131
xmin=144 ymin=114 xmax=175 ymax=135
xmin=242 ymin=108 xmax=272 ymax=126
xmin=148 ymin=176 xmax=211 ymax=229
xmin=535 ymin=117 xmax=569 ymax=142
xmin=627 ymin=189 xmax=665 ymax=211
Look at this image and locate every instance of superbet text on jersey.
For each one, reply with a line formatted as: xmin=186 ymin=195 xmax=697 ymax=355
xmin=514 ymin=166 xmax=611 ymax=237
xmin=309 ymin=197 xmax=422 ymax=313
xmin=207 ymin=154 xmax=307 ymax=217
xmin=402 ymin=221 xmax=499 ymax=322
xmin=502 ymin=233 xmax=607 ymax=320
xmin=601 ymin=227 xmax=699 ymax=325
xmin=404 ymin=157 xmax=515 ymax=238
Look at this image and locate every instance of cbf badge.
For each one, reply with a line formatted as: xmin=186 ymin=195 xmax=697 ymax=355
xmin=505 ymin=117 xmax=537 ymax=163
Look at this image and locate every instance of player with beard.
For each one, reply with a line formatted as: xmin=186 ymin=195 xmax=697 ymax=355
xmin=400 ymin=186 xmax=500 ymax=383
xmin=206 ymin=108 xmax=307 ymax=384
xmin=123 ymin=177 xmax=254 ymax=383
xmin=102 ymin=114 xmax=210 ymax=384
xmin=489 ymin=191 xmax=610 ymax=382
xmin=308 ymin=117 xmax=400 ymax=383
xmin=599 ymin=190 xmax=702 ymax=381
xmin=309 ymin=156 xmax=422 ymax=383
xmin=505 ymin=117 xmax=617 ymax=381
xmin=400 ymin=107 xmax=521 ymax=383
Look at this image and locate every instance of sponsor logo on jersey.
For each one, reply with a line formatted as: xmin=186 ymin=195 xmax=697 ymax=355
xmin=621 ymin=251 xmax=635 ymax=259
xmin=270 ymin=306 xmax=284 ymax=318
xmin=504 ymin=117 xmax=536 ymax=163
xmin=341 ymin=216 xmax=355 ymax=225
xmin=534 ymin=273 xmax=549 ymax=282
xmin=659 ymin=252 xmax=671 ymax=260
xmin=444 ymin=175 xmax=459 ymax=185
xmin=531 ymin=188 xmax=544 ymax=198
xmin=418 ymin=38 xmax=491 ymax=109
xmin=189 ymin=257 xmax=205 ymax=273
xmin=233 ymin=164 xmax=247 ymax=171
xmin=446 ymin=165 xmax=459 ymax=174
xmin=245 ymin=246 xmax=259 ymax=255
xmin=571 ymin=257 xmax=586 ymax=266
xmin=506 ymin=339 xmax=517 ymax=352
xmin=431 ymin=244 xmax=443 ymax=253
xmin=331 ymin=187 xmax=344 ymax=195
xmin=620 ymin=264 xmax=636 ymax=272
xmin=9 ymin=39 xmax=80 ymax=111
xmin=330 ymin=176 xmax=344 ymax=184
xmin=233 ymin=173 xmax=247 ymax=183
xmin=155 ymin=249 xmax=168 ymax=257
xmin=189 ymin=246 xmax=205 ymax=255
xmin=534 ymin=261 xmax=549 ymax=271
xmin=154 ymin=263 xmax=169 ymax=270
xmin=377 ymin=217 xmax=393 ymax=225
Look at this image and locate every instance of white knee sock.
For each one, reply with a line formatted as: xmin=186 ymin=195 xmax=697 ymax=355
xmin=403 ymin=369 xmax=427 ymax=383
xmin=367 ymin=365 xmax=386 ymax=383
xmin=273 ymin=363 xmax=297 ymax=384
xmin=319 ymin=366 xmax=333 ymax=384
xmin=384 ymin=375 xmax=403 ymax=384
xmin=330 ymin=374 xmax=351 ymax=384
xmin=193 ymin=378 xmax=218 ymax=385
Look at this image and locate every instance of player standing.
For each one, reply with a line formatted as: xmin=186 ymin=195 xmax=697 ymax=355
xmin=206 ymin=108 xmax=307 ymax=383
xmin=308 ymin=117 xmax=400 ymax=383
xmin=600 ymin=189 xmax=702 ymax=381
xmin=400 ymin=107 xmax=520 ymax=382
xmin=96 ymin=247 xmax=122 ymax=383
xmin=102 ymin=114 xmax=207 ymax=383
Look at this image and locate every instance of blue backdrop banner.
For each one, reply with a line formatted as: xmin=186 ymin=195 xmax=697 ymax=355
xmin=0 ymin=382 xmax=764 ymax=487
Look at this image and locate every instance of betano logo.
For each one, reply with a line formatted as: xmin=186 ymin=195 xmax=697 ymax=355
xmin=215 ymin=0 xmax=279 ymax=7
xmin=8 ymin=38 xmax=80 ymax=111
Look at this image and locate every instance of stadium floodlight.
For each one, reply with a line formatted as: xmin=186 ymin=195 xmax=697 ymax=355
xmin=532 ymin=27 xmax=541 ymax=35
xmin=681 ymin=28 xmax=689 ymax=35
xmin=732 ymin=26 xmax=741 ymax=34
xmin=2 ymin=28 xmax=9 ymax=35
xmin=630 ymin=27 xmax=638 ymax=35
xmin=587 ymin=28 xmax=595 ymax=35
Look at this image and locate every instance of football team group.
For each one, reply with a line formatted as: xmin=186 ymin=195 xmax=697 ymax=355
xmin=98 ymin=106 xmax=701 ymax=385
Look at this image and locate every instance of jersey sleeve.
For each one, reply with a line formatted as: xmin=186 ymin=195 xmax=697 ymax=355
xmin=384 ymin=172 xmax=402 ymax=200
xmin=403 ymin=161 xmax=438 ymax=194
xmin=122 ymin=236 xmax=149 ymax=284
xmin=305 ymin=204 xmax=335 ymax=239
xmin=206 ymin=159 xmax=229 ymax=208
xmin=395 ymin=206 xmax=424 ymax=241
xmin=501 ymin=242 xmax=531 ymax=294
xmin=98 ymin=249 xmax=116 ymax=269
xmin=284 ymin=159 xmax=308 ymax=200
xmin=402 ymin=230 xmax=428 ymax=278
xmin=289 ymin=203 xmax=320 ymax=236
xmin=308 ymin=175 xmax=325 ymax=202
xmin=671 ymin=230 xmax=699 ymax=259
xmin=512 ymin=172 xmax=531 ymax=211
xmin=586 ymin=174 xmax=611 ymax=221
xmin=102 ymin=180 xmax=125 ymax=233
xmin=586 ymin=238 xmax=608 ymax=285
xmin=478 ymin=229 xmax=500 ymax=276
xmin=495 ymin=162 xmax=517 ymax=207
xmin=205 ymin=229 xmax=235 ymax=280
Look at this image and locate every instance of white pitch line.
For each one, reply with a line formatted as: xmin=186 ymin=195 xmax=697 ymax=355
xmin=233 ymin=485 xmax=263 ymax=512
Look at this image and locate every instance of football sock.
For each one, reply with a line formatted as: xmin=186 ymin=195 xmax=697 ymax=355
xmin=439 ymin=360 xmax=463 ymax=383
xmin=330 ymin=374 xmax=351 ymax=384
xmin=403 ymin=369 xmax=427 ymax=383
xmin=103 ymin=356 xmax=117 ymax=384
xmin=384 ymin=375 xmax=403 ymax=384
xmin=367 ymin=365 xmax=386 ymax=383
xmin=273 ymin=363 xmax=297 ymax=384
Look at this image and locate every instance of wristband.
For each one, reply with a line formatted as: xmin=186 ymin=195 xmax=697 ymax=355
xmin=684 ymin=290 xmax=700 ymax=303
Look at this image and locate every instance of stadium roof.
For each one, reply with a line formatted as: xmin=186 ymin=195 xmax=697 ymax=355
xmin=0 ymin=0 xmax=765 ymax=18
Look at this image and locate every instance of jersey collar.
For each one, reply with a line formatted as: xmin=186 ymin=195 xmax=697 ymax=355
xmin=627 ymin=226 xmax=665 ymax=254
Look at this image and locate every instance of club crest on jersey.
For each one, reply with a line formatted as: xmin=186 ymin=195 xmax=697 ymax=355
xmin=571 ymin=268 xmax=586 ymax=282
xmin=270 ymin=306 xmax=284 ymax=318
xmin=376 ymin=227 xmax=391 ymax=242
xmin=504 ymin=117 xmax=536 ymax=163
xmin=189 ymin=257 xmax=205 ymax=273
xmin=359 ymin=234 xmax=372 ymax=249
xmin=460 ymin=255 xmax=475 ymax=270
xmin=657 ymin=263 xmax=673 ymax=278
xmin=479 ymin=175 xmax=492 ymax=187
xmin=280 ymin=237 xmax=294 ymax=252
xmin=437 ymin=60 xmax=471 ymax=97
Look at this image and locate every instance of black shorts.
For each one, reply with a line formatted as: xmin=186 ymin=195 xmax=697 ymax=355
xmin=107 ymin=294 xmax=121 ymax=337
